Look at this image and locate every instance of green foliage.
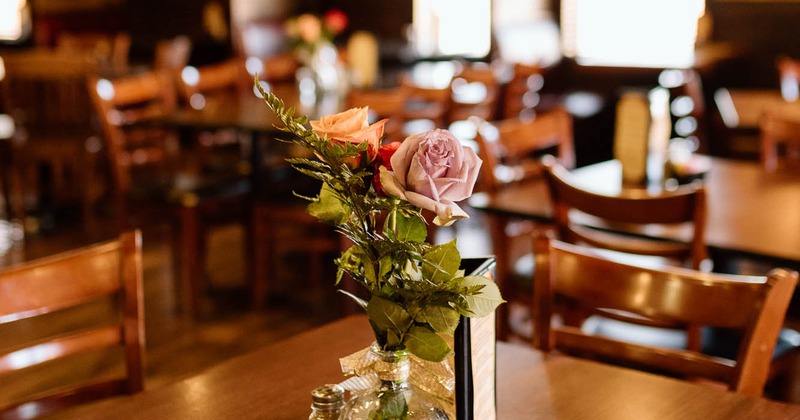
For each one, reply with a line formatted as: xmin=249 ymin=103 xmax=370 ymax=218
xmin=258 ymin=85 xmax=503 ymax=362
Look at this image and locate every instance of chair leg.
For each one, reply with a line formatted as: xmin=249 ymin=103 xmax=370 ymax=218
xmin=178 ymin=205 xmax=203 ymax=318
xmin=251 ymin=205 xmax=270 ymax=311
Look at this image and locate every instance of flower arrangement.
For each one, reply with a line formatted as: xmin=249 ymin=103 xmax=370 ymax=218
xmin=284 ymin=9 xmax=348 ymax=57
xmin=258 ymin=86 xmax=503 ymax=363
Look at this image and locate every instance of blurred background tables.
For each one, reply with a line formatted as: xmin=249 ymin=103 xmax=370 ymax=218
xmin=470 ymin=157 xmax=800 ymax=269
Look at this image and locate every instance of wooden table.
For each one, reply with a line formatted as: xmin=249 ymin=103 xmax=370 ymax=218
xmin=51 ymin=315 xmax=800 ymax=419
xmin=713 ymin=88 xmax=792 ymax=131
xmin=712 ymin=88 xmax=800 ymax=158
xmin=469 ymin=157 xmax=800 ymax=268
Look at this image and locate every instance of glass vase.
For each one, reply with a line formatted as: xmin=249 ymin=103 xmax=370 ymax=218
xmin=296 ymin=40 xmax=342 ymax=98
xmin=340 ymin=343 xmax=450 ymax=420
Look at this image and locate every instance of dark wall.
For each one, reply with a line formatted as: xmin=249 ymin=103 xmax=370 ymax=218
xmin=707 ymin=0 xmax=800 ymax=88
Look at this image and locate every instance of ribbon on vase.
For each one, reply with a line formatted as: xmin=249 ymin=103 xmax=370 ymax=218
xmin=338 ymin=344 xmax=455 ymax=416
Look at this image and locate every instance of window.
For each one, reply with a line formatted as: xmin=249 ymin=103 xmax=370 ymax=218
xmin=0 ymin=0 xmax=31 ymax=43
xmin=562 ymin=0 xmax=705 ymax=68
xmin=411 ymin=0 xmax=492 ymax=58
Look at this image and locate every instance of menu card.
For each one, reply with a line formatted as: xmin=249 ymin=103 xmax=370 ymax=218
xmin=614 ymin=90 xmax=651 ymax=187
xmin=454 ymin=257 xmax=497 ymax=420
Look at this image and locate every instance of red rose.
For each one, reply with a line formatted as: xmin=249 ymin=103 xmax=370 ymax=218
xmin=373 ymin=141 xmax=401 ymax=196
xmin=323 ymin=9 xmax=348 ymax=34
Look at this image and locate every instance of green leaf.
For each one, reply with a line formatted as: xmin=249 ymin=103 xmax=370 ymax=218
xmin=420 ymin=305 xmax=461 ymax=334
xmin=337 ymin=289 xmax=367 ymax=311
xmin=459 ymin=275 xmax=505 ymax=317
xmin=392 ymin=212 xmax=428 ymax=243
xmin=405 ymin=326 xmax=453 ymax=362
xmin=307 ymin=183 xmax=348 ymax=224
xmin=367 ymin=296 xmax=413 ymax=335
xmin=421 ymin=240 xmax=461 ymax=284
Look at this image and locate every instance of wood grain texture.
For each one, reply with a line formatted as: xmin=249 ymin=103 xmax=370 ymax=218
xmin=50 ymin=316 xmax=800 ymax=420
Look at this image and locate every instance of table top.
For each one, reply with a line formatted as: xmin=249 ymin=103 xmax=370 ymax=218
xmin=51 ymin=315 xmax=800 ymax=419
xmin=469 ymin=157 xmax=800 ymax=265
xmin=714 ymin=88 xmax=800 ymax=130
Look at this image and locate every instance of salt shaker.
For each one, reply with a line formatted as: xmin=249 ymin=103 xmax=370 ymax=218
xmin=309 ymin=384 xmax=345 ymax=420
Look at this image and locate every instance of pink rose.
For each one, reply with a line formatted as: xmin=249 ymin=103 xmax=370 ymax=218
xmin=310 ymin=107 xmax=387 ymax=167
xmin=380 ymin=129 xmax=482 ymax=226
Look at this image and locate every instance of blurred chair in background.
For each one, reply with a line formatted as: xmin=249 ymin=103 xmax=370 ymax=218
xmin=243 ymin=53 xmax=300 ymax=92
xmin=447 ymin=61 xmax=501 ymax=125
xmin=658 ymin=68 xmax=707 ymax=153
xmin=399 ymin=69 xmax=452 ymax=135
xmin=153 ymin=35 xmax=193 ymax=78
xmin=88 ymin=70 xmax=250 ymax=318
xmin=0 ymin=230 xmax=145 ymax=419
xmin=503 ymin=63 xmax=546 ymax=119
xmin=56 ymin=31 xmax=131 ymax=75
xmin=178 ymin=58 xmax=251 ymax=175
xmin=532 ymin=236 xmax=797 ymax=397
xmin=345 ymin=87 xmax=407 ymax=144
xmin=473 ymin=108 xmax=574 ymax=340
xmin=759 ymin=107 xmax=800 ymax=172
xmin=0 ymin=50 xmax=104 ymax=234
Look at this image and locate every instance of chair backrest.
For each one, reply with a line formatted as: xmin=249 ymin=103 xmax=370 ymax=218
xmin=448 ymin=61 xmax=501 ymax=123
xmin=0 ymin=230 xmax=145 ymax=418
xmin=760 ymin=107 xmax=800 ymax=172
xmin=0 ymin=50 xmax=98 ymax=134
xmin=399 ymin=73 xmax=452 ymax=130
xmin=56 ymin=32 xmax=131 ymax=74
xmin=541 ymin=157 xmax=708 ymax=270
xmin=346 ymin=87 xmax=407 ymax=144
xmin=532 ymin=236 xmax=798 ymax=396
xmin=243 ymin=53 xmax=300 ymax=91
xmin=657 ymin=68 xmax=706 ymax=146
xmin=503 ymin=62 xmax=546 ymax=119
xmin=87 ymin=70 xmax=179 ymax=204
xmin=178 ymin=59 xmax=248 ymax=108
xmin=153 ymin=35 xmax=193 ymax=73
xmin=474 ymin=107 xmax=574 ymax=192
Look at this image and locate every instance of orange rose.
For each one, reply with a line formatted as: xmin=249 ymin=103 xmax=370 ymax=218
xmin=310 ymin=107 xmax=387 ymax=167
xmin=296 ymin=14 xmax=322 ymax=44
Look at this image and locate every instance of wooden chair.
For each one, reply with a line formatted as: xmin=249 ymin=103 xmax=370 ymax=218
xmin=657 ymin=68 xmax=707 ymax=150
xmin=399 ymin=73 xmax=452 ymax=133
xmin=760 ymin=107 xmax=800 ymax=172
xmin=153 ymin=35 xmax=193 ymax=73
xmin=540 ymin=157 xmax=710 ymax=347
xmin=88 ymin=70 xmax=250 ymax=318
xmin=345 ymin=87 xmax=407 ymax=144
xmin=541 ymin=157 xmax=709 ymax=271
xmin=177 ymin=58 xmax=252 ymax=175
xmin=0 ymin=50 xmax=105 ymax=234
xmin=249 ymin=169 xmax=339 ymax=312
xmin=532 ymin=236 xmax=798 ymax=396
xmin=0 ymin=230 xmax=145 ymax=418
xmin=241 ymin=53 xmax=300 ymax=96
xmin=503 ymin=63 xmax=546 ymax=119
xmin=56 ymin=32 xmax=131 ymax=74
xmin=448 ymin=61 xmax=501 ymax=124
xmin=472 ymin=108 xmax=574 ymax=340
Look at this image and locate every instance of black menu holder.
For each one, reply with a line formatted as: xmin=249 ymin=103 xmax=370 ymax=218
xmin=454 ymin=257 xmax=497 ymax=420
